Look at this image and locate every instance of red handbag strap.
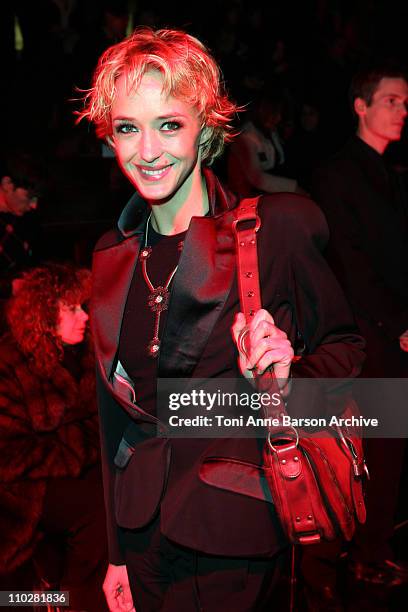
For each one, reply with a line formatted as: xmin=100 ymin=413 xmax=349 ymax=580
xmin=231 ymin=197 xmax=263 ymax=320
xmin=232 ymin=202 xmax=366 ymax=552
xmin=232 ymin=199 xmax=322 ymax=550
xmin=232 ymin=197 xmax=284 ymax=413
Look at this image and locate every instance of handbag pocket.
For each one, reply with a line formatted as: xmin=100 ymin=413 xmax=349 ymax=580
xmin=199 ymin=456 xmax=273 ymax=503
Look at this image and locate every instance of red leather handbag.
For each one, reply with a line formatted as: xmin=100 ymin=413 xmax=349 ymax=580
xmin=232 ymin=196 xmax=367 ymax=545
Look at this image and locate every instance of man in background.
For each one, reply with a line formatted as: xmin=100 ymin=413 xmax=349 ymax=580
xmin=310 ymin=63 xmax=408 ymax=599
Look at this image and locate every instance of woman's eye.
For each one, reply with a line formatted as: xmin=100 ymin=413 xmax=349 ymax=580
xmin=115 ymin=123 xmax=137 ymax=134
xmin=62 ymin=304 xmax=81 ymax=313
xmin=161 ymin=121 xmax=182 ymax=132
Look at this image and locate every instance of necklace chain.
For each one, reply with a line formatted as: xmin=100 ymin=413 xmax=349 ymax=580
xmin=139 ymin=214 xmax=181 ymax=358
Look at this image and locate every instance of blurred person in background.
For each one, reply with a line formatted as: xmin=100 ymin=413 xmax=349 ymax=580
xmin=227 ymin=85 xmax=304 ymax=197
xmin=0 ymin=153 xmax=44 ymax=297
xmin=285 ymin=97 xmax=332 ymax=192
xmin=0 ymin=263 xmax=108 ymax=612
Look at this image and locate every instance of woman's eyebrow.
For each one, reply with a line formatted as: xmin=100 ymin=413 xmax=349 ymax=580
xmin=112 ymin=115 xmax=135 ymax=122
xmin=156 ymin=113 xmax=188 ymax=119
xmin=112 ymin=113 xmax=189 ymax=122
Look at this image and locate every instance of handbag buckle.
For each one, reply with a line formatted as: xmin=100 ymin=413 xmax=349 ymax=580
xmin=267 ymin=426 xmax=299 ymax=451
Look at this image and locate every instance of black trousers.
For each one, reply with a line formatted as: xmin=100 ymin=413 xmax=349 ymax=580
xmin=39 ymin=465 xmax=109 ymax=612
xmin=123 ymin=517 xmax=286 ymax=612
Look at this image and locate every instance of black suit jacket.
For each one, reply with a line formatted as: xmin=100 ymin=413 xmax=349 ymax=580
xmin=92 ymin=169 xmax=365 ymax=563
xmin=311 ymin=135 xmax=408 ymax=376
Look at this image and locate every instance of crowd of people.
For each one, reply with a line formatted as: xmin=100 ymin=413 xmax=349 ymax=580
xmin=0 ymin=2 xmax=407 ymax=612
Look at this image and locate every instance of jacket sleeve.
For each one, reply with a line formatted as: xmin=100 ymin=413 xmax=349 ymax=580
xmin=259 ymin=195 xmax=366 ymax=418
xmin=311 ymin=165 xmax=408 ymax=340
xmin=96 ymin=368 xmax=131 ymax=565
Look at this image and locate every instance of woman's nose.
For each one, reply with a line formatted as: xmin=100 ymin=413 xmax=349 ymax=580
xmin=139 ymin=130 xmax=161 ymax=163
xmin=79 ymin=307 xmax=89 ymax=322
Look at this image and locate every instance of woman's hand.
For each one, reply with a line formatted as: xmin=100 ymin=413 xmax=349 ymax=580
xmin=232 ymin=309 xmax=294 ymax=391
xmin=103 ymin=563 xmax=135 ymax=612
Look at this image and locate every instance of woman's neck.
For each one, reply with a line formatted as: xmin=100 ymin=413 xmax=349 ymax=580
xmin=149 ymin=171 xmax=209 ymax=235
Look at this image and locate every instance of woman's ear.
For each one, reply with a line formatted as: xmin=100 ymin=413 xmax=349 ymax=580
xmin=199 ymin=126 xmax=213 ymax=148
xmin=106 ymin=135 xmax=115 ymax=149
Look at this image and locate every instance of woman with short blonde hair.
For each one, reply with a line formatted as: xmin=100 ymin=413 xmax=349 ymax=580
xmin=82 ymin=27 xmax=365 ymax=611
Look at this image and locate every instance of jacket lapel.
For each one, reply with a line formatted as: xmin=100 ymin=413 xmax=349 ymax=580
xmin=92 ymin=195 xmax=148 ymax=381
xmin=92 ymin=235 xmax=142 ymax=380
xmin=159 ymin=209 xmax=237 ymax=377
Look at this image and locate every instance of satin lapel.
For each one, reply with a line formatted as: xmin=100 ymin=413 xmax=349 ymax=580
xmin=159 ymin=210 xmax=236 ymax=377
xmin=92 ymin=235 xmax=142 ymax=380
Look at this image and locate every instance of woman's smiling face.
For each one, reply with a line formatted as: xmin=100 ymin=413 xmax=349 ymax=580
xmin=110 ymin=70 xmax=205 ymax=205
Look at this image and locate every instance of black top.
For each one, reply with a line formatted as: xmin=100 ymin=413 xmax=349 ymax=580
xmin=118 ymin=220 xmax=245 ymax=416
xmin=118 ymin=223 xmax=186 ymax=415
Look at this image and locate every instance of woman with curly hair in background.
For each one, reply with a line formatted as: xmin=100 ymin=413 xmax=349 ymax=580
xmin=0 ymin=263 xmax=108 ymax=612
